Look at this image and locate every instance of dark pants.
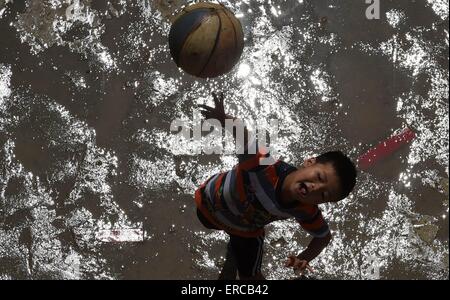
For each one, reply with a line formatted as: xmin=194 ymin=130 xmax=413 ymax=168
xmin=196 ymin=209 xmax=264 ymax=279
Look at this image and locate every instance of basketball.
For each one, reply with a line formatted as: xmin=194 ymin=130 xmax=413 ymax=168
xmin=168 ymin=2 xmax=244 ymax=78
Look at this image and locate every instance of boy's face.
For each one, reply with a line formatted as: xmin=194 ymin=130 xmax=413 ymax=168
xmin=286 ymin=158 xmax=342 ymax=205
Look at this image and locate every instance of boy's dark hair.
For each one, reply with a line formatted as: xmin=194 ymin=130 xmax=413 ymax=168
xmin=316 ymin=151 xmax=357 ymax=201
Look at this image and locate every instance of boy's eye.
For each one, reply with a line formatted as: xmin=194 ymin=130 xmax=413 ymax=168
xmin=318 ymin=173 xmax=322 ymax=181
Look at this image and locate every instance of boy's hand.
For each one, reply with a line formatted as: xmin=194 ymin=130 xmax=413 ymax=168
xmin=285 ymin=255 xmax=314 ymax=275
xmin=198 ymin=92 xmax=227 ymax=126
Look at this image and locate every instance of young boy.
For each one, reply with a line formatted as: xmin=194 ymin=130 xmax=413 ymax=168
xmin=196 ymin=93 xmax=357 ymax=280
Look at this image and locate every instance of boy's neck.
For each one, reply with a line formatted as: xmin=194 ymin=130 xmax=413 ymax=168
xmin=279 ymin=172 xmax=297 ymax=206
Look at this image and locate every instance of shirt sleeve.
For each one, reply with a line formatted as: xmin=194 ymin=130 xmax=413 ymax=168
xmin=237 ymin=134 xmax=277 ymax=171
xmin=296 ymin=208 xmax=330 ymax=238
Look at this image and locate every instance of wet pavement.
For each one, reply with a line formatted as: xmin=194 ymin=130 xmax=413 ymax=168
xmin=0 ymin=0 xmax=448 ymax=280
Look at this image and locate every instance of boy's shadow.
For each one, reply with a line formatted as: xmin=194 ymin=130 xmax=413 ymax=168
xmin=218 ymin=246 xmax=238 ymax=280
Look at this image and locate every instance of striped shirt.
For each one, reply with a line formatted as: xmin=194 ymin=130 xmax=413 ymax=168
xmin=195 ymin=142 xmax=330 ymax=238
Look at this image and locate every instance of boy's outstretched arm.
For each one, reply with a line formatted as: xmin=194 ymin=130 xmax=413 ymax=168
xmin=198 ymin=92 xmax=250 ymax=149
xmin=285 ymin=232 xmax=332 ymax=275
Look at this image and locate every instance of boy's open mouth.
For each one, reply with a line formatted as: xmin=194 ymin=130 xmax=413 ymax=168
xmin=297 ymin=182 xmax=308 ymax=198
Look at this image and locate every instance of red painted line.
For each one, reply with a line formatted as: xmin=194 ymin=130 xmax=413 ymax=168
xmin=357 ymin=127 xmax=416 ymax=171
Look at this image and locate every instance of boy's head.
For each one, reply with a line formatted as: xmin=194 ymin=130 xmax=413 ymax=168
xmin=285 ymin=151 xmax=357 ymax=205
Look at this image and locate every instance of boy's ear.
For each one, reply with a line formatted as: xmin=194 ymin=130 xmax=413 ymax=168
xmin=303 ymin=157 xmax=316 ymax=167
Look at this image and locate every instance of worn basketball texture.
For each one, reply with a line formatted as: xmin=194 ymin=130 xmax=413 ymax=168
xmin=169 ymin=2 xmax=244 ymax=78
